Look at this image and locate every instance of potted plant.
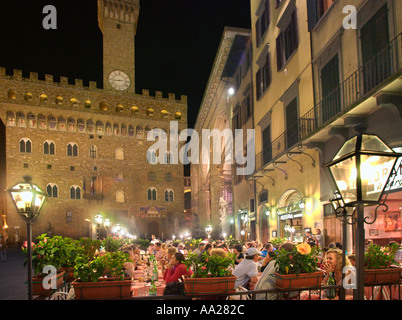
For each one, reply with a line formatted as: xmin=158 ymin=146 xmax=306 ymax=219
xmin=60 ymin=237 xmax=79 ymax=282
xmin=273 ymin=243 xmax=324 ymax=289
xmin=71 ymin=251 xmax=132 ymax=300
xmin=364 ymin=243 xmax=401 ymax=285
xmin=182 ymin=251 xmax=237 ymax=296
xmin=21 ymin=234 xmax=68 ymax=296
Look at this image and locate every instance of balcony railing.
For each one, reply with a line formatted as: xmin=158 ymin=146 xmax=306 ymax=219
xmin=301 ymin=32 xmax=401 ymax=138
xmin=254 ymin=33 xmax=401 ymax=173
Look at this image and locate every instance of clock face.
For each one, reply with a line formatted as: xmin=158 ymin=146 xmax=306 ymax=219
xmin=108 ymin=70 xmax=130 ymax=91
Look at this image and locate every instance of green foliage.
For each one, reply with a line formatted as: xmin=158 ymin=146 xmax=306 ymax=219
xmin=274 ymin=243 xmax=320 ymax=276
xmin=73 ymin=251 xmax=130 ymax=282
xmin=225 ymin=235 xmax=243 ymax=247
xmin=103 ymin=236 xmax=124 ymax=252
xmin=76 ymin=237 xmax=102 ymax=259
xmin=365 ymin=244 xmax=399 ymax=269
xmin=184 ymin=251 xmax=235 ymax=278
xmin=132 ymin=238 xmax=150 ymax=248
xmin=184 ymin=238 xmax=203 ymax=248
xmin=270 ymin=237 xmax=287 ymax=246
xmin=21 ymin=234 xmax=75 ymax=275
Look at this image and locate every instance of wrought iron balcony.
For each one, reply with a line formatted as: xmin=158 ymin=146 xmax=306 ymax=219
xmin=301 ymin=32 xmax=401 ymax=139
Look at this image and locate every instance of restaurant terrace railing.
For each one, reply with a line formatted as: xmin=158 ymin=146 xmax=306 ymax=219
xmin=41 ymin=279 xmax=402 ymax=301
xmin=254 ymin=32 xmax=401 ymax=174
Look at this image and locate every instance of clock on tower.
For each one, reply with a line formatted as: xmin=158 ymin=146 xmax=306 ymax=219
xmin=98 ymin=0 xmax=139 ymax=93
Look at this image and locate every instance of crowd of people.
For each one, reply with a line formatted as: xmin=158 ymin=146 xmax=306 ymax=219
xmin=115 ymin=232 xmax=401 ymax=299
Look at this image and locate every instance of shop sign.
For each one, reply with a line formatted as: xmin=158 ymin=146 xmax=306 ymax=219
xmin=279 ymin=213 xmax=303 ymax=221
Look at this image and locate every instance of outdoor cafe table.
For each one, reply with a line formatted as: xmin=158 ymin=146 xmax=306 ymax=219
xmin=130 ymin=268 xmax=166 ymax=297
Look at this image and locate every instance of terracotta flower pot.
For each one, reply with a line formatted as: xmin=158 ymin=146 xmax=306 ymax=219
xmin=60 ymin=267 xmax=75 ymax=282
xmin=274 ymin=271 xmax=325 ymax=289
xmin=32 ymin=271 xmax=65 ymax=297
xmin=183 ymin=276 xmax=237 ymax=296
xmin=364 ymin=267 xmax=401 ymax=285
xmin=72 ymin=278 xmax=133 ymax=300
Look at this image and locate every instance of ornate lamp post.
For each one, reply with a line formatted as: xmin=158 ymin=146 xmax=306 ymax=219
xmin=93 ymin=214 xmax=103 ymax=240
xmin=205 ymin=225 xmax=213 ymax=239
xmin=325 ymin=125 xmax=402 ymax=300
xmin=103 ymin=218 xmax=111 ymax=251
xmin=8 ymin=176 xmax=46 ymax=300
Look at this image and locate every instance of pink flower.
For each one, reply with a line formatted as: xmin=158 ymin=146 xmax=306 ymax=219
xmin=201 ymin=266 xmax=207 ymax=271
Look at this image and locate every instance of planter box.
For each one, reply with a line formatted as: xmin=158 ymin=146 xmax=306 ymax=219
xmin=72 ymin=278 xmax=132 ymax=300
xmin=33 ymin=271 xmax=65 ymax=297
xmin=274 ymin=271 xmax=325 ymax=290
xmin=183 ymin=276 xmax=236 ymax=296
xmin=364 ymin=267 xmax=401 ymax=285
xmin=60 ymin=267 xmax=75 ymax=282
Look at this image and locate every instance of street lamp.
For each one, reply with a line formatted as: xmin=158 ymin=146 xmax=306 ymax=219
xmin=8 ymin=176 xmax=46 ymax=300
xmin=205 ymin=225 xmax=213 ymax=239
xmin=325 ymin=125 xmax=402 ymax=300
xmin=93 ymin=214 xmax=103 ymax=240
xmin=103 ymin=218 xmax=111 ymax=251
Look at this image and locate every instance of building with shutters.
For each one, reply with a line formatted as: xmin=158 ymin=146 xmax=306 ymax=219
xmin=249 ymin=0 xmax=402 ymax=247
xmin=0 ymin=0 xmax=188 ymax=244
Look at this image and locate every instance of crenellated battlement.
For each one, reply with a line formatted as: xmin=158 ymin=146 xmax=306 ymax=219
xmin=0 ymin=66 xmax=188 ymax=123
xmin=0 ymin=67 xmax=187 ymax=104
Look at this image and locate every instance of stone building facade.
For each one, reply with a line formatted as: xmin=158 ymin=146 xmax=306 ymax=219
xmin=0 ymin=0 xmax=188 ymax=244
xmin=191 ymin=27 xmax=251 ymax=239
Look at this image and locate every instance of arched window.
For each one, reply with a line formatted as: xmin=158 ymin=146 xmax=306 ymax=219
xmin=67 ymin=143 xmax=78 ymax=157
xmin=147 ymin=187 xmax=157 ymax=201
xmin=46 ymin=184 xmax=58 ymax=198
xmin=164 ymin=151 xmax=173 ymax=164
xmin=148 ymin=172 xmax=156 ymax=181
xmin=165 ymin=189 xmax=174 ymax=202
xmin=70 ymin=186 xmax=81 ymax=200
xmin=19 ymin=138 xmax=32 ymax=153
xmin=44 ymin=140 xmax=55 ymax=155
xmin=147 ymin=150 xmax=157 ymax=164
xmin=89 ymin=145 xmax=97 ymax=159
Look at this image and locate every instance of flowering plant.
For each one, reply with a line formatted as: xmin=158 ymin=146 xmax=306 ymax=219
xmin=183 ymin=251 xmax=235 ymax=278
xmin=364 ymin=243 xmax=399 ymax=269
xmin=21 ymin=234 xmax=73 ymax=276
xmin=74 ymin=251 xmax=130 ymax=282
xmin=274 ymin=243 xmax=320 ymax=276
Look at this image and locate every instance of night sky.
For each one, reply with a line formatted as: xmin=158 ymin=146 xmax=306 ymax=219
xmin=0 ymin=0 xmax=251 ymax=128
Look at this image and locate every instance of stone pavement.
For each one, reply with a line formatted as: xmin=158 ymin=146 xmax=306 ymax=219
xmin=0 ymin=247 xmax=29 ymax=300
